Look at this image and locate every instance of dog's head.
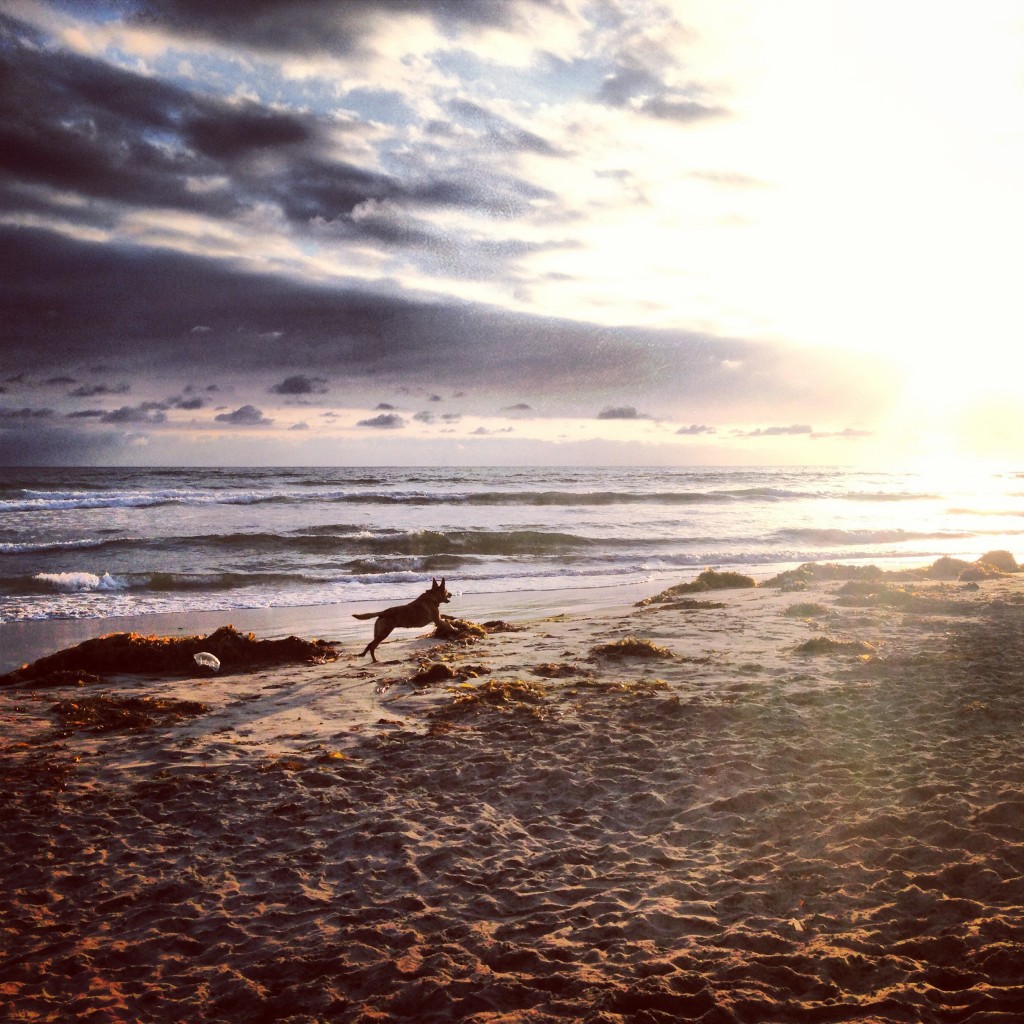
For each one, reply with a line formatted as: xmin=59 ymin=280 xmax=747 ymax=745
xmin=431 ymin=577 xmax=452 ymax=604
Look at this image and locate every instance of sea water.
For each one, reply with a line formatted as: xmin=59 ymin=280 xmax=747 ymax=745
xmin=2 ymin=465 xmax=1021 ymax=632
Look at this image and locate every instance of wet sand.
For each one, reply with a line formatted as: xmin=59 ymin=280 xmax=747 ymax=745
xmin=2 ymin=567 xmax=1024 ymax=1022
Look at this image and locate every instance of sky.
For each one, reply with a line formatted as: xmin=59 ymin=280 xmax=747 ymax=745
xmin=1 ymin=0 xmax=1022 ymax=467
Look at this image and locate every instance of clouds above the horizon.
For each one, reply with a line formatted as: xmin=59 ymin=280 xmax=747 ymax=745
xmin=214 ymin=404 xmax=273 ymax=426
xmin=0 ymin=221 xmax=886 ymax=417
xmin=270 ymin=375 xmax=330 ymax=396
xmin=2 ymin=0 xmax=1018 ymax=465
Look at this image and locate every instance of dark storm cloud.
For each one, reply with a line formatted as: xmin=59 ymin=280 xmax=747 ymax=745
xmin=317 ymin=200 xmax=574 ymax=278
xmin=134 ymin=0 xmax=563 ymax=56
xmin=183 ymin=107 xmax=313 ymax=160
xmin=273 ymin=160 xmax=402 ymax=224
xmin=0 ymin=23 xmax=244 ymax=217
xmin=0 ymin=423 xmax=125 ymax=466
xmin=0 ymin=406 xmax=54 ymax=420
xmin=296 ymin=167 xmax=558 ymax=250
xmin=6 ymin=56 xmax=304 ymax=222
xmin=598 ymin=65 xmax=726 ymax=123
xmin=269 ymin=375 xmax=329 ymax=395
xmin=640 ymin=96 xmax=727 ymax=123
xmin=593 ymin=6 xmax=727 ymax=125
xmin=598 ymin=66 xmax=662 ymax=107
xmin=69 ymin=383 xmax=130 ymax=398
xmin=1 ymin=225 xmax=885 ymax=420
xmin=357 ymin=413 xmax=406 ymax=429
xmin=597 ymin=406 xmax=648 ymax=420
xmin=100 ymin=403 xmax=168 ymax=424
xmin=0 ymin=16 xmax=547 ymax=244
xmin=215 ymin=405 xmax=273 ymax=425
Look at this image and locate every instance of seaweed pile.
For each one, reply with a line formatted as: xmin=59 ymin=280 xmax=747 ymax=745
xmin=1 ymin=625 xmax=337 ymax=687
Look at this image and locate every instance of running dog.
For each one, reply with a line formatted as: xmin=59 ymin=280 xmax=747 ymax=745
xmin=353 ymin=577 xmax=452 ymax=662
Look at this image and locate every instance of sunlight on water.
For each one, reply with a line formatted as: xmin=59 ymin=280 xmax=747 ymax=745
xmin=1 ymin=465 xmax=1022 ymax=628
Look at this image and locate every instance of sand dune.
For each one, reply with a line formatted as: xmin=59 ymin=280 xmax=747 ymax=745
xmin=2 ymin=567 xmax=1023 ymax=1022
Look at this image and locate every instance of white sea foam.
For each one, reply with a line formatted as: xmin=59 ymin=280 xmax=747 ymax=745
xmin=33 ymin=571 xmax=127 ymax=592
xmin=0 ymin=538 xmax=104 ymax=554
xmin=2 ymin=487 xmax=297 ymax=513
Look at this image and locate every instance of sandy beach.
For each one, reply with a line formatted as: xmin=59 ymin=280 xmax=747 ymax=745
xmin=2 ymin=562 xmax=1024 ymax=1023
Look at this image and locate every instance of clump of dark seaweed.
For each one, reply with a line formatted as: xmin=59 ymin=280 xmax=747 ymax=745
xmin=16 ymin=669 xmax=105 ymax=689
xmin=924 ymin=557 xmax=973 ymax=580
xmin=794 ymin=637 xmax=875 ymax=656
xmin=410 ymin=660 xmax=489 ymax=686
xmin=50 ymin=695 xmax=210 ymax=734
xmin=959 ymin=563 xmax=1011 ymax=582
xmin=429 ymin=678 xmax=549 ymax=722
xmin=430 ymin=617 xmax=488 ymax=641
xmin=764 ymin=563 xmax=886 ymax=589
xmin=568 ymin=677 xmax=670 ymax=695
xmin=834 ymin=581 xmax=979 ymax=616
xmin=1 ymin=625 xmax=337 ymax=686
xmin=411 ymin=661 xmax=457 ymax=684
xmin=978 ymin=550 xmax=1019 ymax=573
xmin=784 ymin=602 xmax=831 ymax=618
xmin=836 ymin=581 xmax=917 ymax=608
xmin=764 ymin=554 xmax=1021 ymax=591
xmin=0 ymin=754 xmax=79 ymax=792
xmin=639 ymin=598 xmax=727 ymax=612
xmin=591 ymin=636 xmax=674 ymax=659
xmin=924 ymin=552 xmax=1017 ymax=581
xmin=531 ymin=662 xmax=595 ymax=679
xmin=637 ymin=569 xmax=755 ymax=605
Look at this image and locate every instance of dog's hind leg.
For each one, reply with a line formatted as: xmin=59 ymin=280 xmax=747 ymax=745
xmin=361 ymin=619 xmax=395 ymax=662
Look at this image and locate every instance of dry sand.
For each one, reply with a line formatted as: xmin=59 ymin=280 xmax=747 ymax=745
xmin=2 ymin=567 xmax=1024 ymax=1023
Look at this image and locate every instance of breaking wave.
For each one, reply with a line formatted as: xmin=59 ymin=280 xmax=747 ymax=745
xmin=31 ymin=571 xmax=128 ymax=593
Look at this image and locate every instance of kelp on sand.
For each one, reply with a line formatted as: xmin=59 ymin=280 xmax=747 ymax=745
xmin=1 ymin=625 xmax=338 ymax=687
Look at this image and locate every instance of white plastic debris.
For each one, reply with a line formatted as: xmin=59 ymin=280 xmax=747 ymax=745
xmin=193 ymin=651 xmax=220 ymax=672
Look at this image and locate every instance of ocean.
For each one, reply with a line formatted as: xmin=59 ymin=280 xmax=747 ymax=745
xmin=2 ymin=464 xmax=1021 ymax=667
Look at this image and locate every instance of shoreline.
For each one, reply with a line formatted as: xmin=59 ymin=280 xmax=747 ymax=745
xmin=0 ymin=552 xmax=965 ymax=674
xmin=0 ymin=573 xmax=704 ymax=675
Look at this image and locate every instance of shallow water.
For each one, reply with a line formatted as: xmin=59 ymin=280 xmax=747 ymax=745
xmin=2 ymin=464 xmax=1021 ymax=654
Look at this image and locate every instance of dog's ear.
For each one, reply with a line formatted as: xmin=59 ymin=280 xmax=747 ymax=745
xmin=432 ymin=577 xmax=439 ymax=587
xmin=440 ymin=577 xmax=446 ymax=588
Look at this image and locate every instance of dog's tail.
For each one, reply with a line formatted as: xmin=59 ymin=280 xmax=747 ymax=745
xmin=352 ymin=611 xmax=379 ymax=620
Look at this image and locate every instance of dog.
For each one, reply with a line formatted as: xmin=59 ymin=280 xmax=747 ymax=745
xmin=353 ymin=577 xmax=452 ymax=662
